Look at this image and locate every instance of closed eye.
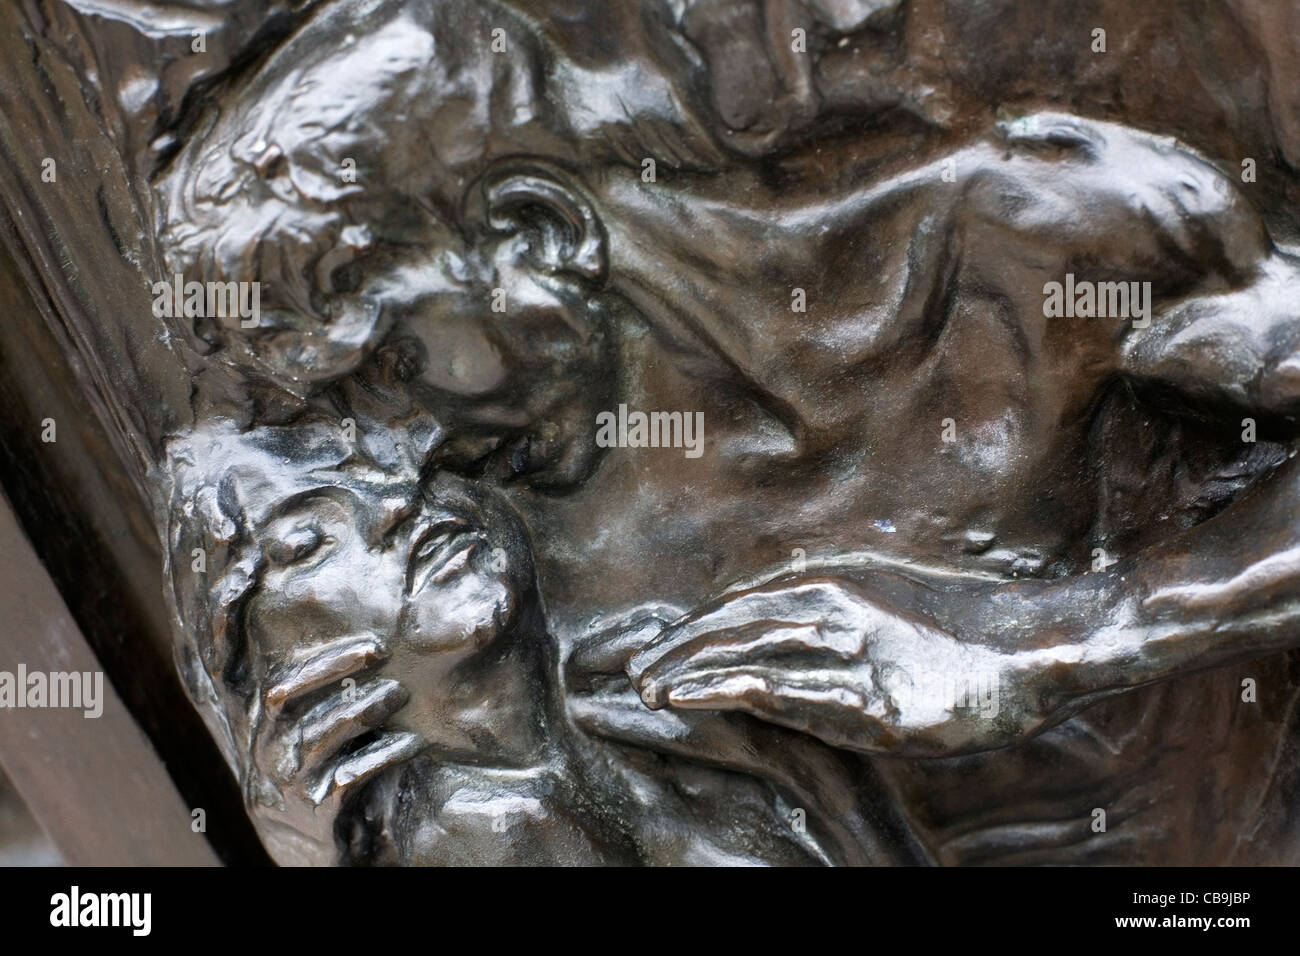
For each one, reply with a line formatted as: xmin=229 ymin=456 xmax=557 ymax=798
xmin=266 ymin=525 xmax=325 ymax=566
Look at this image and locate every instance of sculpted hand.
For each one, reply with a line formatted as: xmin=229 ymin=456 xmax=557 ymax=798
xmin=628 ymin=576 xmax=1038 ymax=757
xmin=245 ymin=635 xmax=425 ymax=865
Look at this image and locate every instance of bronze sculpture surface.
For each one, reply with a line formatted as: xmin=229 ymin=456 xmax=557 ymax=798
xmin=2 ymin=0 xmax=1299 ymax=865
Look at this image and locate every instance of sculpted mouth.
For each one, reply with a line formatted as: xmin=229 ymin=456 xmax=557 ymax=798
xmin=407 ymin=517 xmax=481 ymax=593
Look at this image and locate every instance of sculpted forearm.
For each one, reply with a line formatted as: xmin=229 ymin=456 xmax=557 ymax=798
xmin=766 ymin=444 xmax=1300 ymax=751
xmin=978 ymin=453 xmax=1300 ymax=726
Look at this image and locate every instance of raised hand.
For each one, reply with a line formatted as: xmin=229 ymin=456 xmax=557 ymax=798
xmin=245 ymin=634 xmax=425 ymax=866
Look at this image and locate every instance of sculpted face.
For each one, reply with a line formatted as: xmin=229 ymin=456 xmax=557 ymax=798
xmin=156 ymin=1 xmax=614 ymax=488
xmin=241 ymin=466 xmax=539 ymax=760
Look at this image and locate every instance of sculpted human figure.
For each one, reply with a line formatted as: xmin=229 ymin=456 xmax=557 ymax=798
xmin=128 ymin=0 xmax=1300 ymax=864
xmin=166 ymin=416 xmax=907 ymax=864
xmin=569 ymin=113 xmax=1300 ymax=860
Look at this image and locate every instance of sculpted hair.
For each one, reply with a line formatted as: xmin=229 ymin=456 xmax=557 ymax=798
xmin=151 ymin=0 xmax=721 ymax=393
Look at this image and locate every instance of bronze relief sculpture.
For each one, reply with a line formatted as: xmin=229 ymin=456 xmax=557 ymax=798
xmin=2 ymin=0 xmax=1299 ymax=865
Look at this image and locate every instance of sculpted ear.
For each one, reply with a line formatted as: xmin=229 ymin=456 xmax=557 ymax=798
xmin=466 ymin=162 xmax=608 ymax=283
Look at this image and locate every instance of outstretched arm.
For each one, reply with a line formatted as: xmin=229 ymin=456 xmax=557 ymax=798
xmin=625 ymin=114 xmax=1300 ymax=758
xmin=625 ymin=445 xmax=1300 ymax=759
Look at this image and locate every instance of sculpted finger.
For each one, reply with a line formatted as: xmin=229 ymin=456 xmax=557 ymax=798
xmin=299 ymin=678 xmax=410 ymax=769
xmin=628 ymin=578 xmax=861 ymax=681
xmin=331 ymin=731 xmax=426 ymax=794
xmin=566 ymin=613 xmax=671 ymax=687
xmin=661 ymin=666 xmax=883 ymax=747
xmin=568 ymin=686 xmax=767 ymax=768
xmin=569 ymin=688 xmax=707 ymax=751
xmin=264 ymin=634 xmax=387 ymax=717
xmin=632 ymin=622 xmax=844 ymax=708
